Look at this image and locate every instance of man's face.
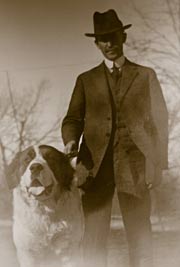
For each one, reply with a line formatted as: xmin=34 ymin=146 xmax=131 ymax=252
xmin=95 ymin=31 xmax=125 ymax=61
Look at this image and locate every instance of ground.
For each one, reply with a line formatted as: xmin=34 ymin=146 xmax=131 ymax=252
xmin=109 ymin=217 xmax=180 ymax=267
xmin=1 ymin=217 xmax=180 ymax=267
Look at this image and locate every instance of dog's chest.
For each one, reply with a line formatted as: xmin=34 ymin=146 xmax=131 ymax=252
xmin=13 ymin=188 xmax=80 ymax=256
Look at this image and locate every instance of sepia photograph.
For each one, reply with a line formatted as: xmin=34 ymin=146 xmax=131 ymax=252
xmin=0 ymin=0 xmax=179 ymax=267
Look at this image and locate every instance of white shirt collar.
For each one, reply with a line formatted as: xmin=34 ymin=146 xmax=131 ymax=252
xmin=104 ymin=55 xmax=125 ymax=72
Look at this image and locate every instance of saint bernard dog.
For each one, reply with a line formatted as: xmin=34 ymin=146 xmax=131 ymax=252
xmin=7 ymin=145 xmax=84 ymax=267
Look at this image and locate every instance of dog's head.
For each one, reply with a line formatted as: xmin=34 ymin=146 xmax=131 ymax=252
xmin=7 ymin=145 xmax=74 ymax=201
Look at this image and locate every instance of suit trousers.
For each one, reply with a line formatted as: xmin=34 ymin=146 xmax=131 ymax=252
xmin=81 ymin=189 xmax=153 ymax=267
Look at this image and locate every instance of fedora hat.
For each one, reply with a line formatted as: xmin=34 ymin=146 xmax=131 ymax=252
xmin=85 ymin=9 xmax=132 ymax=37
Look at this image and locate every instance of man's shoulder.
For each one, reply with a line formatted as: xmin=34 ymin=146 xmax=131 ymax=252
xmin=126 ymin=59 xmax=156 ymax=75
xmin=77 ymin=62 xmax=104 ymax=79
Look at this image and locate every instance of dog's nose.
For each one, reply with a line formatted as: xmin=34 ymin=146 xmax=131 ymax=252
xmin=30 ymin=163 xmax=43 ymax=173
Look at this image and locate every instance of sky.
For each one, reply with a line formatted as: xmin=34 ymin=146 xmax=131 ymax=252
xmin=0 ymin=1 xmax=164 ymax=84
xmin=0 ymin=0 xmax=127 ymax=70
xmin=0 ymin=0 xmax=162 ymax=70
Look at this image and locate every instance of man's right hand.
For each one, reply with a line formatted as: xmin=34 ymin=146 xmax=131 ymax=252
xmin=64 ymin=140 xmax=78 ymax=158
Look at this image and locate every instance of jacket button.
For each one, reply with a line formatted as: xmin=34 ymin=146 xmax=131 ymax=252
xmin=107 ymin=117 xmax=111 ymax=121
xmin=106 ymin=133 xmax=111 ymax=137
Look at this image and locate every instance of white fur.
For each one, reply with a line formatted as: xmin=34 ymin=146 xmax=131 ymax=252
xmin=12 ymin=147 xmax=84 ymax=267
xmin=13 ymin=186 xmax=84 ymax=267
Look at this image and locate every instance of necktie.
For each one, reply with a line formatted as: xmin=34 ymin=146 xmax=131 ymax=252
xmin=111 ymin=64 xmax=120 ymax=83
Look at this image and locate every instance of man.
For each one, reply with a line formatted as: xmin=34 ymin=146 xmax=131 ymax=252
xmin=61 ymin=9 xmax=168 ymax=267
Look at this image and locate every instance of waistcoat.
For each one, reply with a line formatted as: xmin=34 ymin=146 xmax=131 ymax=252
xmin=105 ymin=66 xmax=146 ymax=197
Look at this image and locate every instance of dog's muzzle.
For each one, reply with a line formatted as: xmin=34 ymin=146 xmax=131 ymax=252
xmin=27 ymin=162 xmax=55 ymax=198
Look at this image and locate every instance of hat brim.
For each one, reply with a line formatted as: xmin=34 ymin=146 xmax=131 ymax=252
xmin=85 ymin=24 xmax=132 ymax=37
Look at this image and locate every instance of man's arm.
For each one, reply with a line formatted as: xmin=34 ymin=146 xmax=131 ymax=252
xmin=149 ymin=69 xmax=168 ymax=169
xmin=61 ymin=75 xmax=85 ymax=153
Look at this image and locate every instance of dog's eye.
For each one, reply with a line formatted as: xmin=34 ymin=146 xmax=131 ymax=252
xmin=23 ymin=150 xmax=35 ymax=164
xmin=28 ymin=150 xmax=35 ymax=158
xmin=24 ymin=151 xmax=35 ymax=164
xmin=24 ymin=156 xmax=32 ymax=164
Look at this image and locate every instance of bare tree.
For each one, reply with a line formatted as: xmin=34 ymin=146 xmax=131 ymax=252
xmin=125 ymin=0 xmax=180 ymax=224
xmin=0 ymin=76 xmax=62 ymax=182
xmin=127 ymin=0 xmax=180 ymax=170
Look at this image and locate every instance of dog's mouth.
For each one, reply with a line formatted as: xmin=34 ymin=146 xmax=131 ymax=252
xmin=28 ymin=179 xmax=54 ymax=197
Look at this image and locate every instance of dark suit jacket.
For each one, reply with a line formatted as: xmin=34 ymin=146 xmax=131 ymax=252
xmin=62 ymin=59 xmax=168 ymax=189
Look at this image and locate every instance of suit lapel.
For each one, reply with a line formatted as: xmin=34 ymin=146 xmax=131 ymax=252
xmin=90 ymin=60 xmax=139 ymax=105
xmin=91 ymin=62 xmax=111 ymax=100
xmin=118 ymin=60 xmax=139 ymax=102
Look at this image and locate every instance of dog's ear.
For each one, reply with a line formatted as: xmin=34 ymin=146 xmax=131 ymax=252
xmin=59 ymin=155 xmax=75 ymax=190
xmin=6 ymin=146 xmax=35 ymax=189
xmin=6 ymin=152 xmax=22 ymax=189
